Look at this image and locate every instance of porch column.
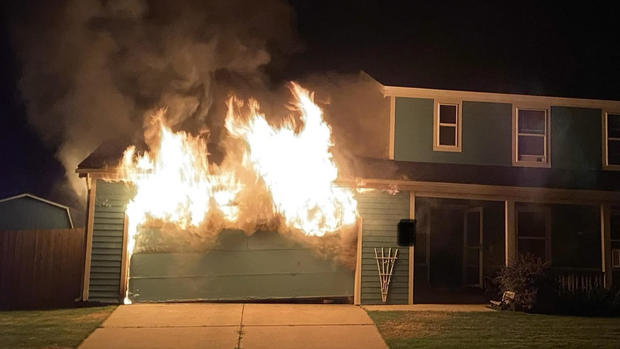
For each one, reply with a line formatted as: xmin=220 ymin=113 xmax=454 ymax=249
xmin=408 ymin=192 xmax=415 ymax=304
xmin=601 ymin=204 xmax=612 ymax=288
xmin=82 ymin=176 xmax=97 ymax=301
xmin=505 ymin=200 xmax=517 ymax=266
xmin=354 ymin=217 xmax=363 ymax=305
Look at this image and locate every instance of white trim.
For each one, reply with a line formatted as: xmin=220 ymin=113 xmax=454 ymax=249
xmin=512 ymin=106 xmax=551 ymax=168
xmin=433 ymin=100 xmax=462 ymax=152
xmin=0 ymin=193 xmax=74 ymax=228
xmin=389 ymin=96 xmax=395 ymax=160
xmin=603 ymin=111 xmax=620 ymax=171
xmin=383 ymin=85 xmax=620 ymax=111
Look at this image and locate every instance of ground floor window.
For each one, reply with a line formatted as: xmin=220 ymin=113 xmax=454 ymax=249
xmin=516 ymin=205 xmax=551 ymax=262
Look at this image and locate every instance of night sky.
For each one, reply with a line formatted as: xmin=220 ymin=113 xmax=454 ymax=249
xmin=1 ymin=1 xmax=619 ymax=207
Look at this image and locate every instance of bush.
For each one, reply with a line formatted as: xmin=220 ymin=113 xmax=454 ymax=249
xmin=495 ymin=254 xmax=555 ymax=312
xmin=496 ymin=254 xmax=620 ymax=315
xmin=555 ymin=288 xmax=620 ymax=316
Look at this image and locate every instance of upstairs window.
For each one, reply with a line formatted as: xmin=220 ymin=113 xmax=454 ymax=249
xmin=604 ymin=112 xmax=620 ymax=169
xmin=514 ymin=107 xmax=550 ymax=167
xmin=433 ymin=101 xmax=462 ymax=152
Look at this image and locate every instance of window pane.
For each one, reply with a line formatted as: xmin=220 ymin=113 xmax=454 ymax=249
xmin=439 ymin=104 xmax=457 ymax=124
xmin=609 ymin=114 xmax=620 ymax=138
xmin=439 ymin=125 xmax=456 ymax=146
xmin=609 ymin=140 xmax=620 ymax=165
xmin=518 ymin=135 xmax=544 ymax=157
xmin=518 ymin=239 xmax=546 ymax=261
xmin=518 ymin=109 xmax=545 ymax=134
xmin=518 ymin=211 xmax=546 ymax=237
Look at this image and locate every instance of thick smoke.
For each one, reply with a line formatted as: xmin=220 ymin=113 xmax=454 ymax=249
xmin=10 ymin=1 xmax=392 ymax=268
xmin=10 ymin=0 xmax=298 ymax=205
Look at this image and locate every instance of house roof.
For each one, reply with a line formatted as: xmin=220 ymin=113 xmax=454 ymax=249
xmin=76 ymin=138 xmax=146 ymax=176
xmin=350 ymin=157 xmax=620 ymax=192
xmin=0 ymin=193 xmax=74 ymax=228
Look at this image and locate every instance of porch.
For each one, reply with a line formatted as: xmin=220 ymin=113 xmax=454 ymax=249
xmin=410 ymin=197 xmax=616 ymax=303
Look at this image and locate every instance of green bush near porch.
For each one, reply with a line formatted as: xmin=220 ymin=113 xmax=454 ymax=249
xmin=0 ymin=306 xmax=116 ymax=348
xmin=368 ymin=310 xmax=620 ymax=348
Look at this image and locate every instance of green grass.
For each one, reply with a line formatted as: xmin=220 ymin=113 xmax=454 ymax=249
xmin=0 ymin=306 xmax=116 ymax=349
xmin=367 ymin=310 xmax=620 ymax=348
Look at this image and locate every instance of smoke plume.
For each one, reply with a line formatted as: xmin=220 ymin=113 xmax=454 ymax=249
xmin=10 ymin=0 xmax=298 ymax=204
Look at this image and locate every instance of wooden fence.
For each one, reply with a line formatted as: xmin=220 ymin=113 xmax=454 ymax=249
xmin=0 ymin=228 xmax=84 ymax=309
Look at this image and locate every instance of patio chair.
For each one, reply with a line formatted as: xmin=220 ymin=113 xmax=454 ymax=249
xmin=489 ymin=290 xmax=515 ymax=311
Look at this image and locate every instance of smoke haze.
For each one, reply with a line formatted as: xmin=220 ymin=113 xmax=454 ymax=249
xmin=9 ymin=0 xmax=298 ymax=205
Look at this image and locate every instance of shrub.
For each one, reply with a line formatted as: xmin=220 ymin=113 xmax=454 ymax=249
xmin=495 ymin=254 xmax=555 ymax=312
xmin=555 ymin=287 xmax=620 ymax=316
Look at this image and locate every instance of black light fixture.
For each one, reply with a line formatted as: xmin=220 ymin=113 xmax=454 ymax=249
xmin=397 ymin=219 xmax=416 ymax=246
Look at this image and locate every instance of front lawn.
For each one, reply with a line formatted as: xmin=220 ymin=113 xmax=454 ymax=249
xmin=367 ymin=310 xmax=620 ymax=348
xmin=0 ymin=306 xmax=116 ymax=349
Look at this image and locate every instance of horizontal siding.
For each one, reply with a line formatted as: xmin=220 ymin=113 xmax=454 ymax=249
xmin=88 ymin=180 xmax=132 ymax=304
xmin=357 ymin=190 xmax=410 ymax=305
xmin=129 ymin=230 xmax=354 ymax=302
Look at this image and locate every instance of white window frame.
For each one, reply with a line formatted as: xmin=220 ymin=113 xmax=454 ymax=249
xmin=602 ymin=111 xmax=620 ymax=171
xmin=433 ymin=100 xmax=462 ymax=152
xmin=516 ymin=205 xmax=551 ymax=263
xmin=512 ymin=105 xmax=551 ymax=168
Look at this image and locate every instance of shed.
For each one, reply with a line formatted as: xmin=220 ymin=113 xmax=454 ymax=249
xmin=0 ymin=193 xmax=74 ymax=230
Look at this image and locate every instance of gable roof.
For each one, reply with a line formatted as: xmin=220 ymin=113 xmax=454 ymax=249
xmin=0 ymin=193 xmax=74 ymax=228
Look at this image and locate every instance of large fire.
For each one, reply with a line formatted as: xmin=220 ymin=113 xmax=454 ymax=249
xmin=117 ymin=83 xmax=358 ymax=302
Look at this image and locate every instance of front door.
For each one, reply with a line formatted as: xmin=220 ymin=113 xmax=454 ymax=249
xmin=463 ymin=208 xmax=483 ymax=287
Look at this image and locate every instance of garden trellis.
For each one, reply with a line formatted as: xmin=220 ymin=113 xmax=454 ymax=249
xmin=374 ymin=247 xmax=398 ymax=303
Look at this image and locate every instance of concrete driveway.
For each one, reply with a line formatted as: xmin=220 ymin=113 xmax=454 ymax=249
xmin=79 ymin=303 xmax=388 ymax=349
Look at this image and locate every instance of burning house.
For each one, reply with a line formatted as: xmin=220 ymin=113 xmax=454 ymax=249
xmin=77 ymin=76 xmax=620 ymax=305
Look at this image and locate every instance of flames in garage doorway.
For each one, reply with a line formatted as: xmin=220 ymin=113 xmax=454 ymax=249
xmin=112 ymin=83 xmax=360 ymax=303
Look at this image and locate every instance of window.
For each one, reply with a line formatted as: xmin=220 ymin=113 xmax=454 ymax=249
xmin=516 ymin=205 xmax=550 ymax=262
xmin=604 ymin=112 xmax=620 ymax=169
xmin=433 ymin=101 xmax=461 ymax=152
xmin=613 ymin=249 xmax=620 ymax=269
xmin=513 ymin=107 xmax=550 ymax=167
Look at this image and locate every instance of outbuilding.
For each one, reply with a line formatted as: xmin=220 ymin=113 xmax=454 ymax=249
xmin=0 ymin=193 xmax=74 ymax=230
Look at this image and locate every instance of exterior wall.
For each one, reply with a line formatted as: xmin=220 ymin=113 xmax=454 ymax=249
xmin=87 ymin=180 xmax=132 ymax=303
xmin=394 ymin=98 xmax=512 ymax=166
xmin=129 ymin=230 xmax=354 ymax=302
xmin=550 ymin=106 xmax=602 ymax=170
xmin=357 ymin=190 xmax=410 ymax=304
xmin=394 ymin=97 xmax=604 ymax=171
xmin=0 ymin=197 xmax=72 ymax=230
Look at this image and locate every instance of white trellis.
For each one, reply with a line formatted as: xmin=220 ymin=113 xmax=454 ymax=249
xmin=374 ymin=247 xmax=398 ymax=303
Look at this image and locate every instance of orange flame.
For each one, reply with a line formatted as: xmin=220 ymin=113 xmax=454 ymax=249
xmin=117 ymin=83 xmax=358 ymax=303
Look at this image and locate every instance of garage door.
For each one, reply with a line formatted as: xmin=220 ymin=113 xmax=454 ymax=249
xmin=128 ymin=229 xmax=354 ymax=302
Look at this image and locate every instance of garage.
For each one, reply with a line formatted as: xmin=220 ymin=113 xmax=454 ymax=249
xmin=82 ymin=180 xmax=411 ymax=304
xmin=84 ymin=180 xmax=355 ymax=303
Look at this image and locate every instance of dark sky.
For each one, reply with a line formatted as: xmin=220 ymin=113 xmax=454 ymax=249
xmin=1 ymin=1 xmax=620 ymax=206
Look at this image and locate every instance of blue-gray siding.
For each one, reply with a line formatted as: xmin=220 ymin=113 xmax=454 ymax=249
xmin=358 ymin=190 xmax=410 ymax=304
xmin=88 ymin=180 xmax=132 ymax=303
xmin=0 ymin=196 xmax=72 ymax=230
xmin=129 ymin=230 xmax=354 ymax=302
